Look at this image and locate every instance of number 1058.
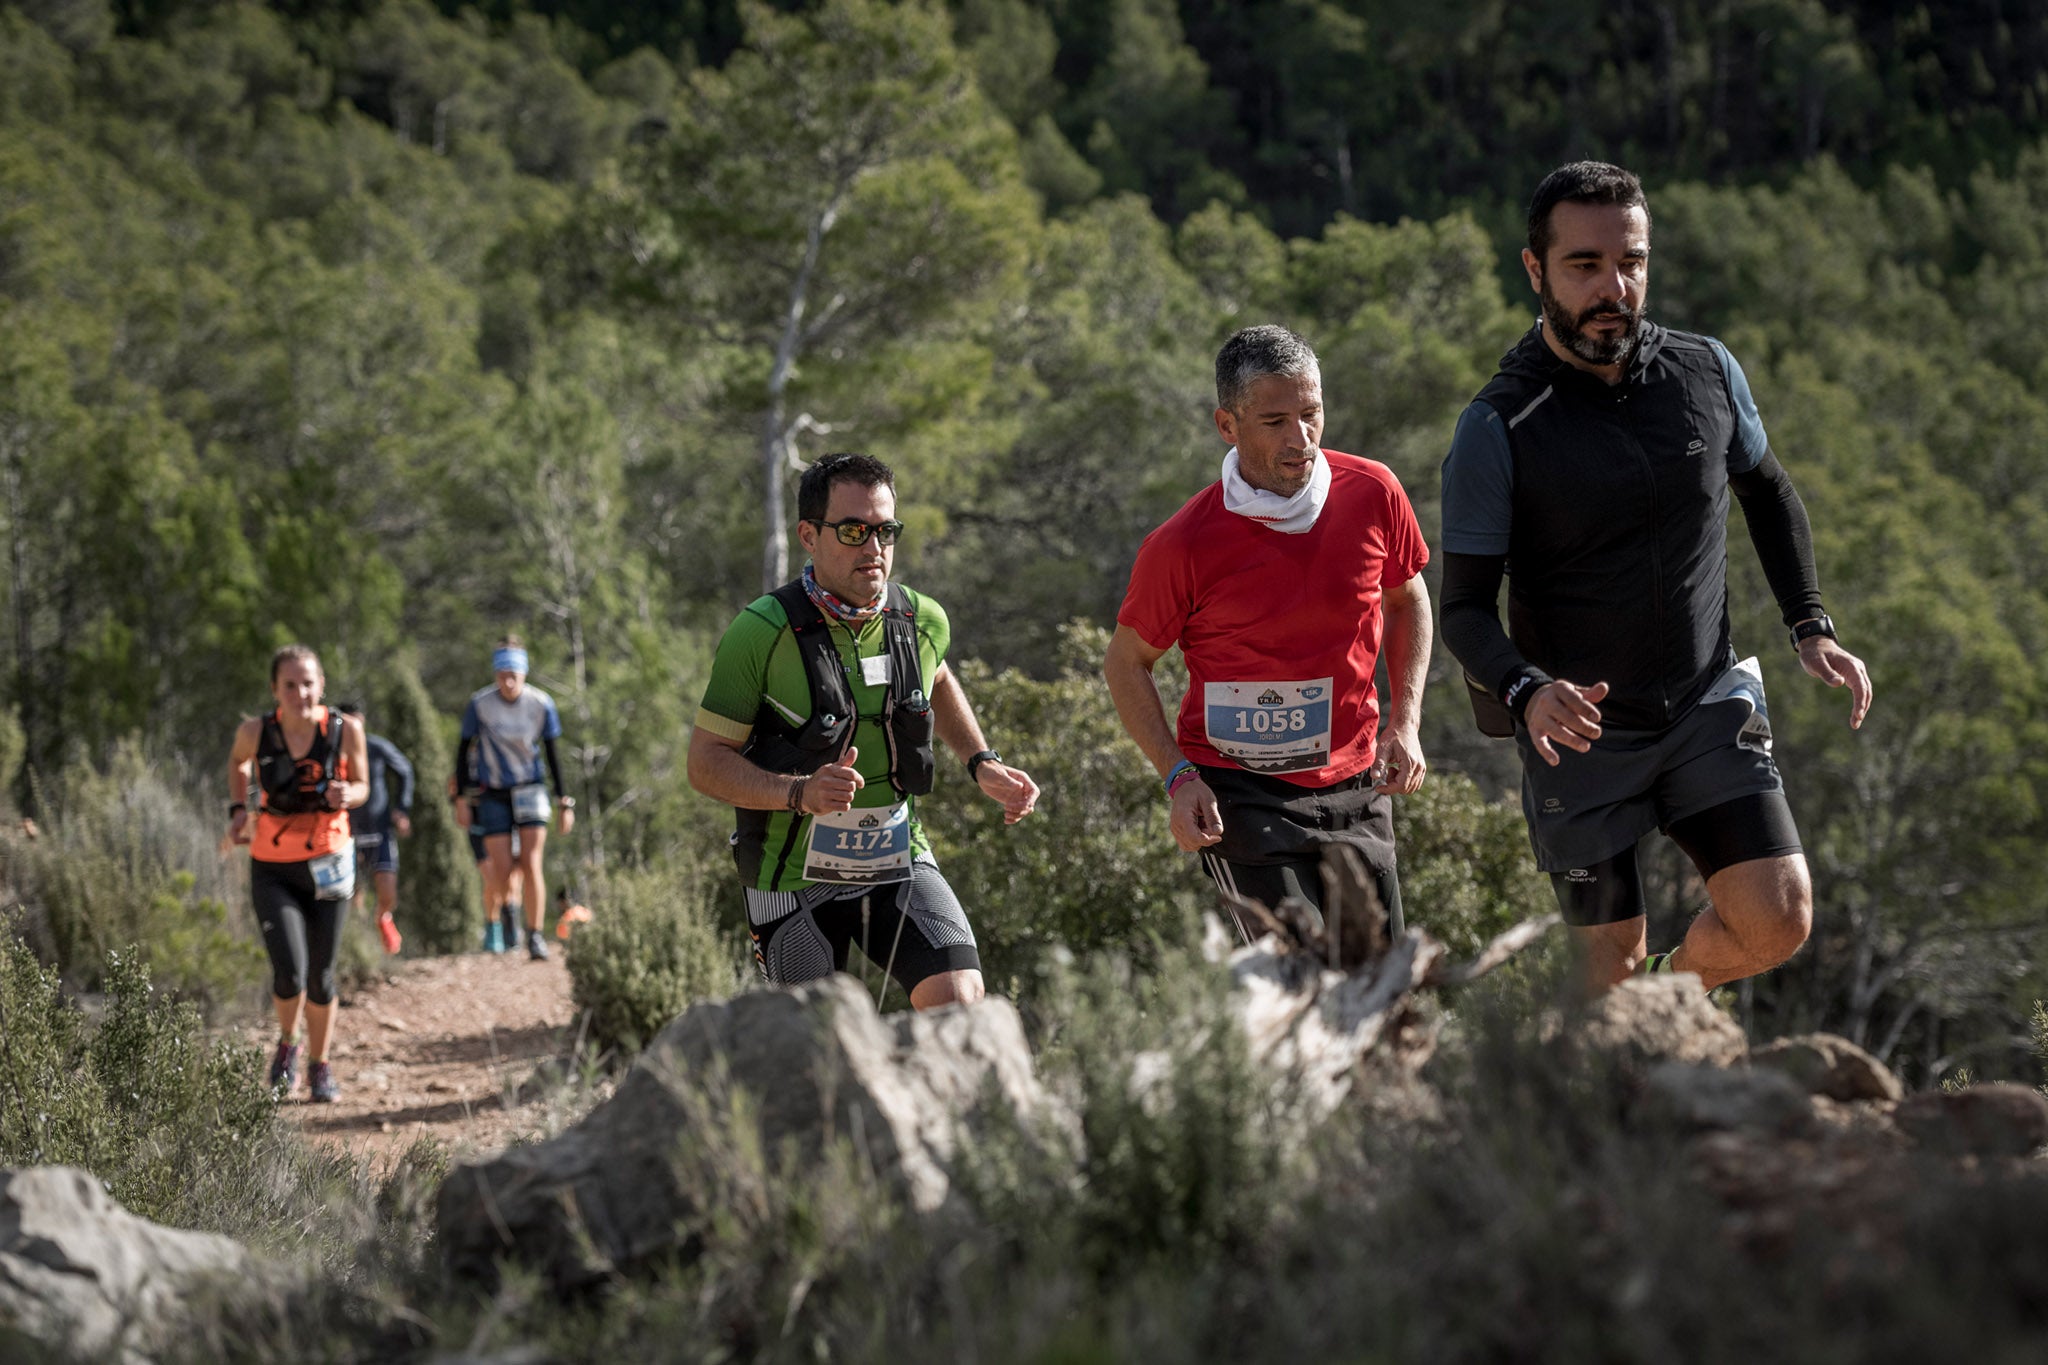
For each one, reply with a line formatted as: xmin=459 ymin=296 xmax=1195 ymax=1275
xmin=1232 ymin=708 xmax=1310 ymax=736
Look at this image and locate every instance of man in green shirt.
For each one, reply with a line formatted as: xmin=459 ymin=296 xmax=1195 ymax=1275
xmin=689 ymin=452 xmax=1039 ymax=1010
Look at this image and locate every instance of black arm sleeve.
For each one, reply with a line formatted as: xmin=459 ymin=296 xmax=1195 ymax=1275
xmin=543 ymin=736 xmax=566 ymax=799
xmin=1440 ymin=552 xmax=1551 ymax=715
xmin=453 ymin=735 xmax=477 ymax=796
xmin=1728 ymin=450 xmax=1824 ymax=627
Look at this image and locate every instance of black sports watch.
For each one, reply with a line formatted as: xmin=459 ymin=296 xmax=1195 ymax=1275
xmin=966 ymin=749 xmax=1002 ymax=780
xmin=1790 ymin=613 xmax=1837 ymax=649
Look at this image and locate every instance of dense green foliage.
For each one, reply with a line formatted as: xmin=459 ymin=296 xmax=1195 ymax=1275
xmin=0 ymin=0 xmax=2045 ymax=1088
xmin=0 ymin=933 xmax=273 ymax=1226
xmin=565 ymin=861 xmax=745 ymax=1052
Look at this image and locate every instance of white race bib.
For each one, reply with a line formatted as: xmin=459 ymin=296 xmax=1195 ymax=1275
xmin=310 ymin=842 xmax=356 ymax=902
xmin=1700 ymin=656 xmax=1772 ymax=753
xmin=511 ymin=782 xmax=552 ymax=825
xmin=802 ymin=802 xmax=914 ymax=885
xmin=1203 ymin=678 xmax=1335 ymax=774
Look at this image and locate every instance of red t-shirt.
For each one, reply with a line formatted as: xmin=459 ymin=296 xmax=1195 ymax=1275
xmin=1116 ymin=449 xmax=1429 ymax=788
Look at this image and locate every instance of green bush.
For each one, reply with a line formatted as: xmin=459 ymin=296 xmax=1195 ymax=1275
xmin=0 ymin=928 xmax=275 ymax=1229
xmin=1393 ymin=769 xmax=1553 ymax=958
xmin=922 ymin=621 xmax=1206 ymax=991
xmin=566 ymin=863 xmax=746 ymax=1054
xmin=0 ymin=741 xmax=266 ymax=1013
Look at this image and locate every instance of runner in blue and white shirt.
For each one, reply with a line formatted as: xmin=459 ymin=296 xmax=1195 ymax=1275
xmin=453 ymin=636 xmax=574 ymax=961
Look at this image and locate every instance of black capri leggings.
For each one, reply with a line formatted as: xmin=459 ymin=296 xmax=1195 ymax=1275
xmin=250 ymin=858 xmax=347 ymax=1005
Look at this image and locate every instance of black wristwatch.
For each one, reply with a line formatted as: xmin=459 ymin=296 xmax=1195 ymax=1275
xmin=1790 ymin=613 xmax=1837 ymax=649
xmin=966 ymin=749 xmax=1002 ymax=780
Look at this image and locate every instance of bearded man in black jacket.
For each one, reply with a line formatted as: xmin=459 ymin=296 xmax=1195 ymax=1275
xmin=1440 ymin=161 xmax=1873 ymax=992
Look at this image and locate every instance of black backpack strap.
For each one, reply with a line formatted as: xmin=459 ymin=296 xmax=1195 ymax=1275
xmin=880 ymin=585 xmax=935 ymax=797
xmin=764 ymin=582 xmax=856 ymax=755
xmin=320 ymin=708 xmax=346 ymax=783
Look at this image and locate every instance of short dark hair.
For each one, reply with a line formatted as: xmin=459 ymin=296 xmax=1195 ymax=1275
xmin=797 ymin=452 xmax=894 ymax=523
xmin=1527 ymin=161 xmax=1650 ymax=262
xmin=1214 ymin=325 xmax=1320 ymax=415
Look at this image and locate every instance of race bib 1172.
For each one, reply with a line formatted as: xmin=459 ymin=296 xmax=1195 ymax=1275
xmin=802 ymin=802 xmax=914 ymax=885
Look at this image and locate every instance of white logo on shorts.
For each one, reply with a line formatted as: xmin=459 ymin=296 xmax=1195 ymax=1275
xmin=1542 ymin=797 xmax=1564 ymax=814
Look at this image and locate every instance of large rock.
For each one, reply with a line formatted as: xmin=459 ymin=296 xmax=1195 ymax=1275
xmin=438 ymin=975 xmax=1064 ymax=1292
xmin=1569 ymin=974 xmax=1749 ymax=1077
xmin=1751 ymin=1033 xmax=1904 ymax=1103
xmin=1635 ymin=1062 xmax=1818 ymax=1139
xmin=1894 ymin=1084 xmax=2048 ymax=1159
xmin=0 ymin=1166 xmax=259 ymax=1362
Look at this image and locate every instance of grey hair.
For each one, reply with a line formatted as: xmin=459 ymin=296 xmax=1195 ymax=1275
xmin=1214 ymin=325 xmax=1320 ymax=415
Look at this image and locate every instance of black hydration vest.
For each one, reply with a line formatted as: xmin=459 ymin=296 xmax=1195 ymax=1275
xmin=734 ymin=582 xmax=936 ymax=887
xmin=256 ymin=709 xmax=345 ymax=816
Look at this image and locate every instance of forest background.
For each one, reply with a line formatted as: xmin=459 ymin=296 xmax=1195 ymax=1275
xmin=3 ymin=0 xmax=2047 ymax=1086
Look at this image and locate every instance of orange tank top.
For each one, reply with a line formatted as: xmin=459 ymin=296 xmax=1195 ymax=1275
xmin=251 ymin=706 xmax=352 ymax=863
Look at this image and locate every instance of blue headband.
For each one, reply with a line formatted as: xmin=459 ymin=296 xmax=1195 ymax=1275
xmin=493 ymin=648 xmax=529 ymax=675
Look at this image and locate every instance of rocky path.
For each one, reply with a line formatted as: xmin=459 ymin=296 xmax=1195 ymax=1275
xmin=251 ymin=950 xmax=595 ymax=1168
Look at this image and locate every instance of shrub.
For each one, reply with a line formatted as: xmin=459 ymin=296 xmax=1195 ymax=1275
xmin=1393 ymin=769 xmax=1553 ymax=957
xmin=921 ymin=621 xmax=1205 ymax=992
xmin=566 ymin=862 xmax=746 ymax=1054
xmin=0 ymin=928 xmax=275 ymax=1229
xmin=375 ymin=657 xmax=481 ymax=956
xmin=0 ymin=741 xmax=266 ymax=1013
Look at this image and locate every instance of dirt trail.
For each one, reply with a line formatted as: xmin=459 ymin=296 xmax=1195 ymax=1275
xmin=250 ymin=950 xmax=593 ymax=1168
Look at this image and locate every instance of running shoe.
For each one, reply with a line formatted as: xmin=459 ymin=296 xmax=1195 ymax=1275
xmin=308 ymin=1061 xmax=340 ymax=1103
xmin=526 ymin=928 xmax=549 ymax=962
xmin=267 ymin=1041 xmax=300 ymax=1094
xmin=1641 ymin=951 xmax=1678 ymax=974
xmin=483 ymin=920 xmax=505 ymax=954
xmin=500 ymin=902 xmax=520 ymax=953
xmin=378 ymin=909 xmax=403 ymax=956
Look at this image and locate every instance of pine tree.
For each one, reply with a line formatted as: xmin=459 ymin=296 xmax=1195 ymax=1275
xmin=377 ymin=657 xmax=479 ymax=955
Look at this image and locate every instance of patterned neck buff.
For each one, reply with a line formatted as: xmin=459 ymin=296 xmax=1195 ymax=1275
xmin=802 ymin=563 xmax=884 ymax=624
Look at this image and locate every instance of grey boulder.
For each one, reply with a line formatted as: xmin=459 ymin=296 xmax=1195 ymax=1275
xmin=1750 ymin=1033 xmax=1904 ymax=1103
xmin=438 ymin=974 xmax=1063 ymax=1292
xmin=0 ymin=1165 xmax=260 ymax=1363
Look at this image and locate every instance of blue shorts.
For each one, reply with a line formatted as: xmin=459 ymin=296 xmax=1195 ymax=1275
xmin=468 ymin=824 xmax=524 ymax=863
xmin=353 ymin=829 xmax=399 ymax=875
xmin=471 ymin=789 xmax=547 ymax=837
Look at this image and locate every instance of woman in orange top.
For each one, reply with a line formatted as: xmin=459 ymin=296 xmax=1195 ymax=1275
xmin=227 ymin=644 xmax=368 ymax=1103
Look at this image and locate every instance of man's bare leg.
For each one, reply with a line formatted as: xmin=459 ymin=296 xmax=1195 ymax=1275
xmin=1668 ymin=853 xmax=1811 ymax=989
xmin=1573 ymin=917 xmax=1649 ymax=995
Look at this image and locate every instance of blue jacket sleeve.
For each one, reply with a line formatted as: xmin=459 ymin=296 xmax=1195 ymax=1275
xmin=1440 ymin=401 xmax=1514 ymax=556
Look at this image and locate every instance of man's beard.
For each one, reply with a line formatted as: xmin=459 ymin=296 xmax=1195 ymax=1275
xmin=1541 ymin=275 xmax=1645 ymax=366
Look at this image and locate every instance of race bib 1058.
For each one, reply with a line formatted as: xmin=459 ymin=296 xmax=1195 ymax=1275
xmin=1203 ymin=678 xmax=1334 ymax=774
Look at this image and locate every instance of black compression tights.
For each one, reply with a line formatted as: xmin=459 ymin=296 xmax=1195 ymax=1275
xmin=250 ymin=859 xmax=347 ymax=1005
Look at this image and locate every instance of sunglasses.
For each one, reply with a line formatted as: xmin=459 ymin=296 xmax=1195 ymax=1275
xmin=810 ymin=517 xmax=905 ymax=547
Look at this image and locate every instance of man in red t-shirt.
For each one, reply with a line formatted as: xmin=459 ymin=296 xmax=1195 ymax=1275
xmin=1104 ymin=325 xmax=1433 ymax=936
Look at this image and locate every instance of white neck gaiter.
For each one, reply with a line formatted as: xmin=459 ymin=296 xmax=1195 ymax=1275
xmin=1220 ymin=447 xmax=1331 ymax=534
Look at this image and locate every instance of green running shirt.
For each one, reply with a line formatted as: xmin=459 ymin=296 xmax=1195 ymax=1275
xmin=696 ymin=586 xmax=950 ymax=891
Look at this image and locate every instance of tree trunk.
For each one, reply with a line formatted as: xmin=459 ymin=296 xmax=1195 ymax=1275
xmin=760 ymin=201 xmax=838 ymax=592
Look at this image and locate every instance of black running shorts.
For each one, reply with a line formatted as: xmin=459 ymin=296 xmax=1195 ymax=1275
xmin=1515 ymin=678 xmax=1789 ymax=875
xmin=1195 ymin=763 xmax=1403 ymax=940
xmin=742 ymin=858 xmax=980 ymax=994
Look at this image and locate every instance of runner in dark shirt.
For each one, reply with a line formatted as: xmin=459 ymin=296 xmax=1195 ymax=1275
xmin=1440 ymin=161 xmax=1872 ymax=993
